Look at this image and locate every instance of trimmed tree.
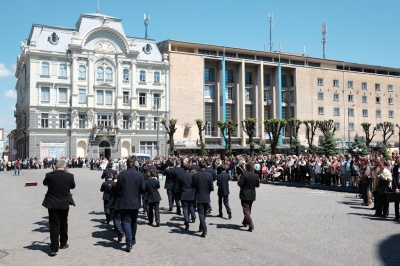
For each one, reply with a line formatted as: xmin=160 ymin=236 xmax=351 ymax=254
xmin=258 ymin=140 xmax=270 ymax=155
xmin=317 ymin=119 xmax=336 ymax=136
xmin=287 ymin=118 xmax=302 ymax=146
xmin=304 ymin=120 xmax=318 ymax=147
xmin=241 ymin=118 xmax=257 ymax=157
xmin=361 ymin=122 xmax=376 ymax=148
xmin=264 ymin=118 xmax=287 ymax=155
xmin=195 ymin=119 xmax=208 ymax=156
xmin=380 ymin=121 xmax=395 ymax=147
xmin=320 ymin=132 xmax=339 ymax=157
xmin=217 ymin=119 xmax=238 ymax=156
xmin=348 ymin=134 xmax=370 ymax=157
xmin=161 ymin=118 xmax=177 ymax=155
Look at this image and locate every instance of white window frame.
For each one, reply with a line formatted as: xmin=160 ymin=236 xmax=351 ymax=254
xmin=333 ymin=79 xmax=339 ymax=87
xmin=362 ymin=96 xmax=367 ymax=103
xmin=376 ymin=110 xmax=381 ymax=118
xmin=154 ymin=71 xmax=160 ymax=83
xmin=78 ymin=88 xmax=86 ymax=104
xmin=389 ymin=110 xmax=394 ymax=118
xmin=333 ymin=93 xmax=339 ymax=101
xmin=388 ymin=84 xmax=393 ymax=92
xmin=123 ymin=68 xmax=130 ymax=81
xmin=140 ymin=70 xmax=146 ymax=82
xmin=58 ymin=87 xmax=67 ymax=103
xmin=362 ymin=109 xmax=368 ymax=117
xmin=375 ymin=83 xmax=380 ymax=91
xmin=349 ymin=122 xmax=354 ymax=131
xmin=105 ymin=67 xmax=113 ymax=81
xmin=348 ymin=108 xmax=354 ymax=116
xmin=347 ymin=81 xmax=353 ymax=88
xmin=389 ymin=97 xmax=393 ymax=105
xmin=123 ymin=91 xmax=130 ymax=105
xmin=362 ymin=82 xmax=367 ymax=90
xmin=59 ymin=63 xmax=67 ymax=77
xmin=96 ymin=90 xmax=104 ymax=105
xmin=348 ymin=94 xmax=354 ymax=102
xmin=105 ymin=90 xmax=112 ymax=105
xmin=139 ymin=92 xmax=146 ymax=106
xmin=42 ymin=62 xmax=49 ymax=76
xmin=245 ymin=88 xmax=253 ymax=101
xmin=317 ymin=92 xmax=324 ymax=100
xmin=41 ymin=113 xmax=49 ymax=128
xmin=59 ymin=113 xmax=67 ymax=128
xmin=41 ymin=87 xmax=50 ymax=102
xmin=97 ymin=67 xmax=104 ymax=80
xmin=139 ymin=116 xmax=146 ymax=129
xmin=204 ymin=85 xmax=215 ymax=99
xmin=317 ymin=78 xmax=323 ymax=86
xmin=333 ymin=108 xmax=340 ymax=116
xmin=79 ymin=65 xmax=86 ymax=79
xmin=318 ymin=107 xmax=324 ymax=115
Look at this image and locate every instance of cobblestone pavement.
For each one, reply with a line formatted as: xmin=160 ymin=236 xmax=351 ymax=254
xmin=1 ymin=168 xmax=400 ymax=265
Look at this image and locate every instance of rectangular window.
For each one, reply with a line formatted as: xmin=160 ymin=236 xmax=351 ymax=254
xmin=333 ymin=93 xmax=339 ymax=101
xmin=348 ymin=94 xmax=354 ymax=102
xmin=349 ymin=123 xmax=354 ymax=131
xmin=97 ymin=114 xmax=112 ymax=127
xmin=388 ymin=84 xmax=393 ymax=92
xmin=389 ymin=110 xmax=394 ymax=118
xmin=281 ymin=75 xmax=287 ymax=87
xmin=139 ymin=116 xmax=146 ymax=129
xmin=58 ymin=88 xmax=67 ymax=103
xmin=290 ymin=106 xmax=295 ymax=118
xmin=333 ymin=79 xmax=339 ymax=87
xmin=123 ymin=91 xmax=129 ymax=105
xmin=123 ymin=115 xmax=129 ymax=129
xmin=264 ymin=73 xmax=270 ymax=86
xmin=245 ymin=88 xmax=253 ymax=101
xmin=264 ymin=106 xmax=270 ymax=119
xmin=318 ymin=92 xmax=324 ymax=100
xmin=153 ymin=116 xmax=159 ymax=130
xmin=362 ymin=82 xmax=367 ymax=90
xmin=139 ymin=93 xmax=146 ymax=106
xmin=96 ymin=90 xmax=104 ymax=105
xmin=205 ymin=104 xmax=214 ymax=136
xmin=362 ymin=95 xmax=367 ymax=103
xmin=59 ymin=113 xmax=67 ymax=128
xmin=282 ymin=91 xmax=287 ymax=103
xmin=226 ymin=105 xmax=233 ymax=121
xmin=41 ymin=87 xmax=50 ymax=102
xmin=154 ymin=71 xmax=160 ymax=83
xmin=59 ymin=63 xmax=67 ymax=77
xmin=333 ymin=108 xmax=340 ymax=116
xmin=226 ymin=70 xmax=234 ymax=83
xmin=41 ymin=113 xmax=49 ymax=128
xmin=376 ymin=97 xmax=381 ymax=104
xmin=376 ymin=124 xmax=382 ymax=130
xmin=245 ymin=72 xmax=253 ymax=85
xmin=42 ymin=62 xmax=49 ymax=75
xmin=389 ymin=97 xmax=393 ymax=105
xmin=226 ymin=87 xmax=234 ymax=100
xmin=105 ymin=91 xmax=112 ymax=105
xmin=376 ymin=110 xmax=381 ymax=118
xmin=348 ymin=108 xmax=354 ymax=116
xmin=290 ymin=75 xmax=294 ymax=87
xmin=140 ymin=70 xmax=146 ymax=82
xmin=245 ymin=105 xmax=253 ymax=118
xmin=335 ymin=122 xmax=340 ymax=130
xmin=153 ymin=93 xmax=160 ymax=107
xmin=317 ymin=78 xmax=324 ymax=86
xmin=264 ymin=90 xmax=271 ymax=102
xmin=362 ymin=109 xmax=368 ymax=117
xmin=289 ymin=91 xmax=295 ymax=103
xmin=347 ymin=81 xmax=353 ymax=88
xmin=204 ymin=85 xmax=215 ymax=99
xmin=78 ymin=114 xmax=86 ymax=129
xmin=318 ymin=107 xmax=324 ymax=115
xmin=78 ymin=88 xmax=86 ymax=103
xmin=375 ymin=83 xmax=380 ymax=91
xmin=204 ymin=68 xmax=215 ymax=82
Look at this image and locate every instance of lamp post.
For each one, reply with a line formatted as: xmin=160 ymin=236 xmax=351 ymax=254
xmin=347 ymin=104 xmax=355 ymax=151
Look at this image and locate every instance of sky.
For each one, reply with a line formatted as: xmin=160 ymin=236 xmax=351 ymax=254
xmin=0 ymin=0 xmax=399 ymax=138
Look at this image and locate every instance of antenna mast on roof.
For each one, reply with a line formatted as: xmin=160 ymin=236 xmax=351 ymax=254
xmin=144 ymin=13 xmax=150 ymax=39
xmin=268 ymin=12 xmax=273 ymax=52
xmin=97 ymin=0 xmax=100 ymax=13
xmin=322 ymin=22 xmax=327 ymax=59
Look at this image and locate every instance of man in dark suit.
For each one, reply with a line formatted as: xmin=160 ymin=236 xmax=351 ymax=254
xmin=192 ymin=160 xmax=214 ymax=237
xmin=116 ymin=157 xmax=144 ymax=252
xmin=238 ymin=161 xmax=260 ymax=232
xmin=101 ymin=162 xmax=118 ymax=179
xmin=178 ymin=163 xmax=196 ymax=230
xmin=164 ymin=161 xmax=175 ymax=211
xmin=142 ymin=170 xmax=162 ymax=227
xmin=42 ymin=159 xmax=75 ymax=257
xmin=172 ymin=161 xmax=185 ymax=215
xmin=217 ymin=164 xmax=232 ymax=219
xmin=100 ymin=172 xmax=115 ymax=224
xmin=205 ymin=161 xmax=217 ymax=213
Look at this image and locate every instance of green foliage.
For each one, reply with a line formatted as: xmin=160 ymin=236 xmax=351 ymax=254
xmin=317 ymin=119 xmax=336 ymax=136
xmin=289 ymin=137 xmax=301 ymax=155
xmin=264 ymin=118 xmax=287 ymax=155
xmin=379 ymin=144 xmax=390 ymax=160
xmin=303 ymin=120 xmax=318 ymax=147
xmin=241 ymin=118 xmax=257 ymax=157
xmin=195 ymin=119 xmax=208 ymax=156
xmin=161 ymin=118 xmax=177 ymax=155
xmin=360 ymin=122 xmax=376 ymax=148
xmin=217 ymin=120 xmax=238 ymax=156
xmin=380 ymin=121 xmax=395 ymax=146
xmin=348 ymin=134 xmax=370 ymax=157
xmin=320 ymin=132 xmax=338 ymax=157
xmin=307 ymin=145 xmax=319 ymax=155
xmin=258 ymin=140 xmax=270 ymax=155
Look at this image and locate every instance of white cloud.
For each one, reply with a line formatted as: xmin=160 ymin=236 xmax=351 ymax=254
xmin=4 ymin=90 xmax=17 ymax=98
xmin=0 ymin=63 xmax=13 ymax=77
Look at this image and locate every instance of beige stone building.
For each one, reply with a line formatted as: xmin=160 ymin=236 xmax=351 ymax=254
xmin=158 ymin=40 xmax=400 ymax=154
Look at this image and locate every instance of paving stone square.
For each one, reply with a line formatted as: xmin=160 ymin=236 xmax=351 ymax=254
xmin=1 ymin=168 xmax=400 ymax=265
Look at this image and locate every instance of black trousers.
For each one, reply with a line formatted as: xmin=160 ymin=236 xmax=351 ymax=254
xmin=241 ymin=200 xmax=254 ymax=229
xmin=197 ymin=203 xmax=208 ymax=232
xmin=375 ymin=193 xmax=389 ymax=216
xmin=148 ymin=202 xmax=160 ymax=223
xmin=218 ymin=195 xmax=231 ymax=215
xmin=48 ymin=208 xmax=69 ymax=252
xmin=174 ymin=192 xmax=181 ymax=214
xmin=166 ymin=189 xmax=174 ymax=210
xmin=181 ymin=200 xmax=196 ymax=223
xmin=103 ymin=200 xmax=111 ymax=222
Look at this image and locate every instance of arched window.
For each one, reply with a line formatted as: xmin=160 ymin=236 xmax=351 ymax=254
xmin=140 ymin=70 xmax=146 ymax=82
xmin=106 ymin=67 xmax=113 ymax=81
xmin=97 ymin=67 xmax=104 ymax=80
xmin=79 ymin=65 xmax=86 ymax=79
xmin=123 ymin=69 xmax=129 ymax=81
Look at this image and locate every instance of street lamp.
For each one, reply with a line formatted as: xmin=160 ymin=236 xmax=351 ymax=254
xmin=347 ymin=104 xmax=355 ymax=151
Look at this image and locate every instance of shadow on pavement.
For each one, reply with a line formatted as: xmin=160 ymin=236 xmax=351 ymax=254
xmin=24 ymin=218 xmax=51 ymax=254
xmin=31 ymin=220 xmax=50 ymax=233
xmin=213 ymin=223 xmax=243 ymax=231
xmin=88 ymin=211 xmax=104 ymax=215
xmin=378 ymin=233 xmax=400 ymax=266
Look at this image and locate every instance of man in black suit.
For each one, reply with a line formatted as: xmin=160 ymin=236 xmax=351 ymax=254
xmin=178 ymin=163 xmax=196 ymax=230
xmin=164 ymin=161 xmax=175 ymax=211
xmin=205 ymin=161 xmax=217 ymax=213
xmin=116 ymin=158 xmax=144 ymax=252
xmin=238 ymin=162 xmax=260 ymax=232
xmin=101 ymin=162 xmax=118 ymax=179
xmin=192 ymin=160 xmax=214 ymax=237
xmin=172 ymin=161 xmax=185 ymax=215
xmin=42 ymin=159 xmax=75 ymax=257
xmin=217 ymin=164 xmax=232 ymax=219
xmin=142 ymin=170 xmax=162 ymax=227
xmin=100 ymin=172 xmax=115 ymax=224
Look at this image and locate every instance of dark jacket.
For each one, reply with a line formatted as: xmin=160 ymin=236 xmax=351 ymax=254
xmin=192 ymin=170 xmax=214 ymax=203
xmin=205 ymin=167 xmax=217 ymax=181
xmin=101 ymin=168 xmax=118 ymax=179
xmin=217 ymin=172 xmax=230 ymax=196
xmin=178 ymin=172 xmax=196 ymax=201
xmin=164 ymin=167 xmax=175 ymax=190
xmin=116 ymin=168 xmax=144 ymax=210
xmin=100 ymin=179 xmax=114 ymax=201
xmin=238 ymin=171 xmax=260 ymax=201
xmin=173 ymin=167 xmax=185 ymax=193
xmin=42 ymin=170 xmax=76 ymax=209
xmin=142 ymin=178 xmax=161 ymax=203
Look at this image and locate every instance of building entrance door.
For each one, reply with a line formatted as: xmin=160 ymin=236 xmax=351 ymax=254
xmin=99 ymin=141 xmax=111 ymax=159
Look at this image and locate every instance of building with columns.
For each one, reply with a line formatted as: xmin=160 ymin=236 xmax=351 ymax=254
xmin=158 ymin=40 xmax=400 ymax=154
xmin=14 ymin=13 xmax=169 ymax=160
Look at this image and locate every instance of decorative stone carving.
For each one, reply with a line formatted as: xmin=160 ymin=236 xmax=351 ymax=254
xmin=130 ymin=111 xmax=138 ymax=130
xmin=94 ymin=41 xmax=116 ymax=53
xmin=87 ymin=109 xmax=95 ymax=128
xmin=100 ymin=17 xmax=111 ymax=27
xmin=116 ymin=111 xmax=123 ymax=129
xmin=71 ymin=110 xmax=79 ymax=129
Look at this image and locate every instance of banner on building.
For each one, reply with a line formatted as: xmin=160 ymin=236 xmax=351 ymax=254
xmin=40 ymin=141 xmax=66 ymax=159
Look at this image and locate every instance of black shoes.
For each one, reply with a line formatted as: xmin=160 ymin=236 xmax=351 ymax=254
xmin=184 ymin=223 xmax=189 ymax=230
xmin=148 ymin=222 xmax=153 ymax=226
xmin=217 ymin=214 xmax=223 ymax=218
xmin=228 ymin=212 xmax=232 ymax=220
xmin=200 ymin=231 xmax=207 ymax=238
xmin=125 ymin=244 xmax=132 ymax=252
xmin=60 ymin=244 xmax=69 ymax=249
xmin=248 ymin=227 xmax=253 ymax=232
xmin=48 ymin=250 xmax=57 ymax=257
xmin=156 ymin=222 xmax=160 ymax=227
xmin=207 ymin=210 xmax=212 ymax=214
xmin=394 ymin=217 xmax=399 ymax=221
xmin=117 ymin=233 xmax=124 ymax=243
xmin=190 ymin=218 xmax=196 ymax=223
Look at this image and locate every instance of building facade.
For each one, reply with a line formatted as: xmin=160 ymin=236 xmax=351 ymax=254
xmin=14 ymin=13 xmax=169 ymax=160
xmin=158 ymin=40 xmax=400 ymax=154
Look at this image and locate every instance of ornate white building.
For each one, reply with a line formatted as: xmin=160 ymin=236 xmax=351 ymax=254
xmin=14 ymin=13 xmax=169 ymax=159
